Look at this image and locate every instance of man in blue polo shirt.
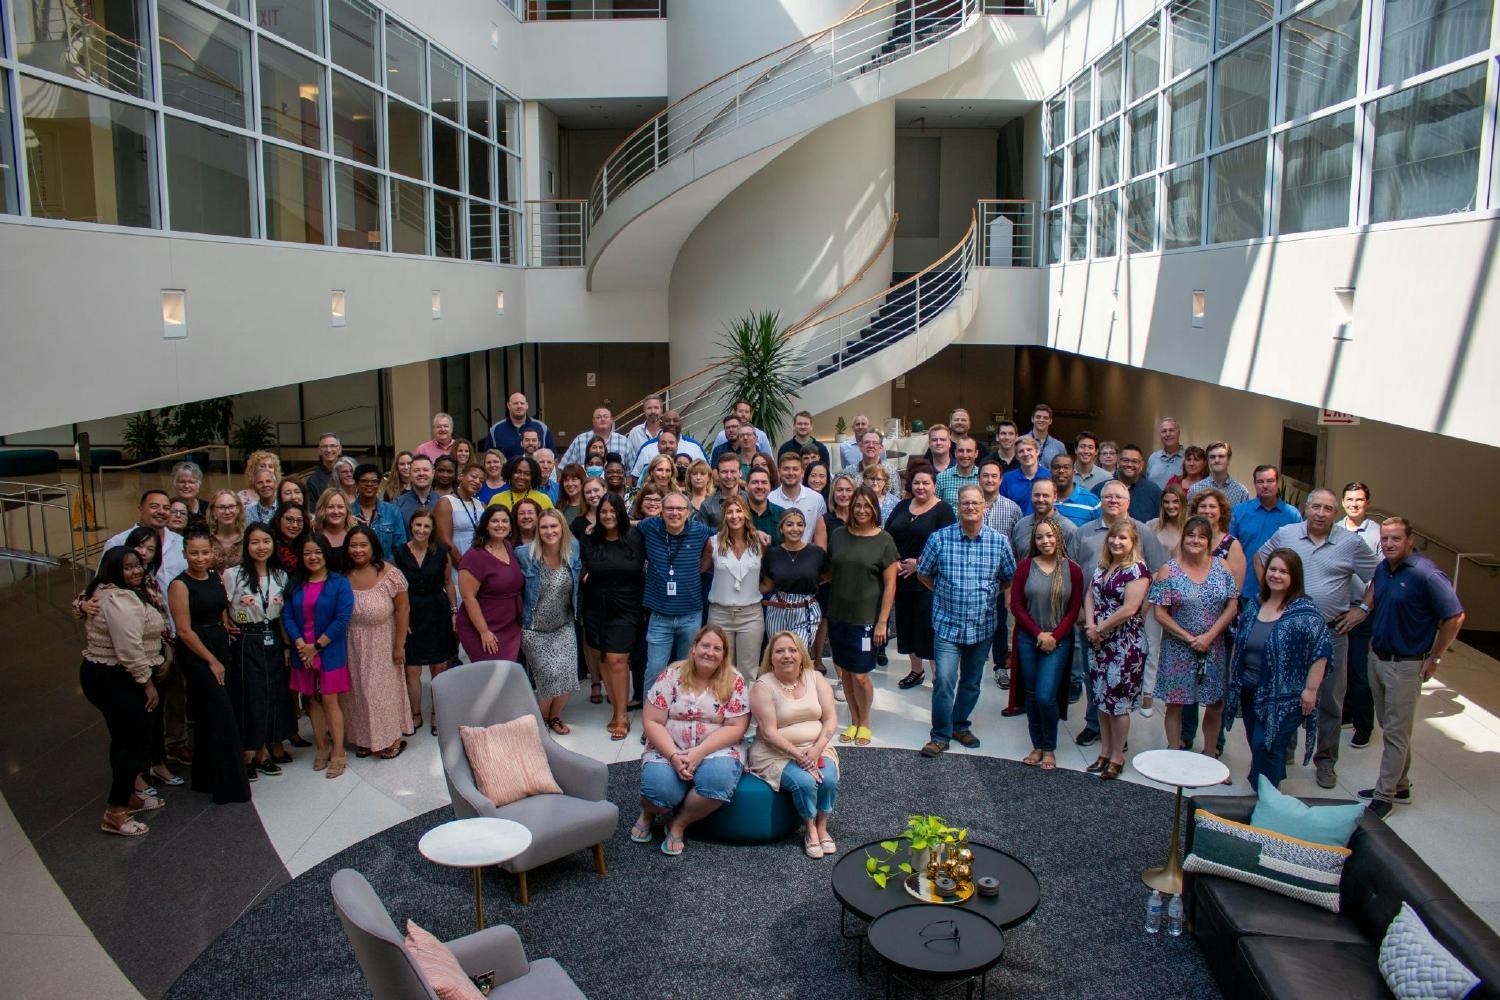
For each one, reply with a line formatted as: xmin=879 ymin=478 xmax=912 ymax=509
xmin=1050 ymin=452 xmax=1101 ymax=527
xmin=1000 ymin=437 xmax=1050 ymax=514
xmin=1348 ymin=517 xmax=1464 ymax=818
xmin=1228 ymin=465 xmax=1301 ymax=603
xmin=636 ymin=492 xmax=715 ymax=691
xmin=487 ymin=392 xmax=553 ymax=460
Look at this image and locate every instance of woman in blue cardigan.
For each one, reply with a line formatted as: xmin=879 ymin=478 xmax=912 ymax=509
xmin=1223 ymin=548 xmax=1331 ymax=790
xmin=518 ymin=509 xmax=583 ymax=734
xmin=283 ymin=534 xmax=356 ymax=778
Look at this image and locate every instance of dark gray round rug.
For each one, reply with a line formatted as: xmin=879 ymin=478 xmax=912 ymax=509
xmin=166 ymin=749 xmax=1221 ymax=999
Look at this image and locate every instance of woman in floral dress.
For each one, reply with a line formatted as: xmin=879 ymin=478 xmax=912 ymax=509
xmin=342 ymin=525 xmax=412 ymax=760
xmin=1083 ymin=520 xmax=1150 ymax=780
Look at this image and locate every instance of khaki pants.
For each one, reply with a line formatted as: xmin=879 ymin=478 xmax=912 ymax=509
xmin=708 ymin=602 xmax=766 ymax=680
xmin=1370 ymin=656 xmax=1422 ymax=803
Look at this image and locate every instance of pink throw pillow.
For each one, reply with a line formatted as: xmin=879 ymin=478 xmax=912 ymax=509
xmin=404 ymin=920 xmax=485 ymax=1000
xmin=459 ymin=715 xmax=562 ymax=807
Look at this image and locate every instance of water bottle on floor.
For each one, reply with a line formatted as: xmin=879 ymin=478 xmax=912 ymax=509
xmin=1166 ymin=893 xmax=1184 ymax=936
xmin=1144 ymin=889 xmax=1163 ymax=934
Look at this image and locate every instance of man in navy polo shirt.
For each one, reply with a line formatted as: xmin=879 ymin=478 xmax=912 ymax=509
xmin=487 ymin=392 xmax=553 ymax=460
xmin=1349 ymin=517 xmax=1464 ymax=818
xmin=637 ymin=492 xmax=715 ymax=691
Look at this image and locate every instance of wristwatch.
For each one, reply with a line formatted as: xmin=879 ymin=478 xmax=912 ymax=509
xmin=1356 ymin=602 xmax=1371 ymax=613
xmin=1428 ymin=655 xmax=1442 ymax=665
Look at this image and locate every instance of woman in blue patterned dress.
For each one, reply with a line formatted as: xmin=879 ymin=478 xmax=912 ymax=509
xmin=1083 ymin=521 xmax=1150 ymax=780
xmin=1151 ymin=516 xmax=1240 ymax=762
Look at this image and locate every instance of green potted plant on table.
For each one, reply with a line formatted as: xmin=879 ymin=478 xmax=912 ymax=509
xmin=864 ymin=814 xmax=967 ymax=888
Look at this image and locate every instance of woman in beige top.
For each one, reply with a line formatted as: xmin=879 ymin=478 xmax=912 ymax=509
xmin=748 ymin=632 xmax=841 ymax=858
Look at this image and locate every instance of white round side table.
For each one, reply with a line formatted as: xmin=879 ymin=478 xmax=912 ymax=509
xmin=418 ymin=817 xmax=532 ymax=929
xmin=1131 ymin=748 xmax=1230 ymax=895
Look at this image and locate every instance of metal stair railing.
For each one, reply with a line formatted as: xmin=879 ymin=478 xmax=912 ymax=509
xmin=525 ymin=199 xmax=590 ymax=267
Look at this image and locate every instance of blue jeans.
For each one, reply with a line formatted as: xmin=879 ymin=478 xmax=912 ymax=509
xmin=639 ymin=756 xmax=742 ymax=809
xmin=1240 ymin=685 xmax=1298 ymax=790
xmin=645 ymin=610 xmax=703 ymax=692
xmin=1073 ymin=627 xmax=1099 ymax=731
xmin=1017 ymin=631 xmax=1072 ymax=752
xmin=990 ymin=597 xmax=1009 ymax=666
xmin=931 ymin=636 xmax=989 ymax=743
xmin=778 ymin=757 xmax=840 ymax=820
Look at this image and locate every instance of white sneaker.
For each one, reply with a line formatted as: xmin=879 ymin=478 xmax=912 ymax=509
xmin=1138 ymin=705 xmax=1154 ymax=719
xmin=833 ymin=685 xmax=846 ymax=703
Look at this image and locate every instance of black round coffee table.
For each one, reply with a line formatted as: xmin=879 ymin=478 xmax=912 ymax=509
xmin=867 ymin=904 xmax=1005 ymax=999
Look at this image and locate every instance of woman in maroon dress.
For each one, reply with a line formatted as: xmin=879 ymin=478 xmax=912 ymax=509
xmin=456 ymin=506 xmax=523 ymax=661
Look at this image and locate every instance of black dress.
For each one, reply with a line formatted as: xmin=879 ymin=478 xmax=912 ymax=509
xmin=394 ymin=542 xmax=457 ymax=665
xmin=885 ymin=499 xmax=956 ymax=660
xmin=579 ymin=529 xmax=646 ymax=654
xmin=175 ymin=572 xmax=251 ymax=805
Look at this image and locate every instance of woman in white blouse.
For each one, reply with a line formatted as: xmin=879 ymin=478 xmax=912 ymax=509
xmin=702 ymin=495 xmax=766 ymax=678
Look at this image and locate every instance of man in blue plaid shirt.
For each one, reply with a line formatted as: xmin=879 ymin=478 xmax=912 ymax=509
xmin=917 ymin=484 xmax=1017 ymax=757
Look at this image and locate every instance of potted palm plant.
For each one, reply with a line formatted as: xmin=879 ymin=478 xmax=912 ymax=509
xmin=712 ymin=310 xmax=802 ymax=443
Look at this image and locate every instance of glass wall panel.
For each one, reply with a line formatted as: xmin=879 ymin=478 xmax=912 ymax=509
xmin=1128 ymin=19 xmax=1161 ymax=103
xmin=1129 ymin=101 xmax=1158 ymax=177
xmin=468 ymin=201 xmax=494 ymax=261
xmin=1046 ymin=208 xmax=1064 ymax=263
xmin=1068 ymin=201 xmax=1089 ymax=260
xmin=432 ymin=118 xmax=462 ymax=191
xmin=431 ymin=50 xmax=463 ymax=124
xmin=0 ymin=86 xmax=16 ymax=215
xmin=19 ymin=76 xmax=156 ymax=228
xmin=1217 ymin=0 xmax=1271 ymax=49
xmin=385 ymin=21 xmax=425 ymax=104
xmin=388 ymin=99 xmax=426 ymax=178
xmin=1213 ymin=33 xmax=1270 ymax=145
xmin=1099 ymin=49 xmax=1123 ymax=119
xmin=1169 ymin=0 xmax=1210 ymax=76
xmin=1070 ymin=136 xmax=1091 ymax=198
xmin=1126 ymin=178 xmax=1156 ymax=252
xmin=391 ymin=178 xmax=427 ymax=253
xmin=157 ymin=0 xmax=251 ymax=128
xmin=466 ymin=71 xmax=492 ymax=138
xmin=198 ymin=0 xmax=247 ymax=14
xmin=165 ymin=116 xmax=254 ymax=237
xmin=1167 ymin=70 xmax=1206 ymax=163
xmin=1094 ymin=189 xmax=1119 ymax=256
xmin=332 ymin=72 xmax=380 ymax=166
xmin=1279 ymin=110 xmax=1354 ymax=234
xmin=17 ymin=0 xmax=150 ymax=98
xmin=260 ymin=40 xmax=324 ymax=149
xmin=263 ymin=144 xmax=326 ymax=244
xmin=1047 ymin=152 xmax=1064 ymax=205
xmin=499 ymin=206 xmax=520 ymax=265
xmin=1371 ymin=66 xmax=1487 ymax=223
xmin=434 ymin=190 xmax=462 ymax=257
xmin=497 ymin=94 xmax=519 ymax=149
xmin=1072 ymin=75 xmax=1093 ymax=134
xmin=1046 ymin=97 xmax=1066 ymax=149
xmin=1210 ymin=138 xmax=1265 ymax=242
xmin=330 ymin=0 xmax=380 ymax=82
xmin=334 ymin=162 xmax=383 ymax=249
xmin=1280 ymin=0 xmax=1362 ymax=122
xmin=1162 ymin=161 xmax=1202 ymax=248
xmin=1097 ymin=119 xmax=1121 ymax=188
xmin=467 ymin=137 xmax=492 ymax=199
xmin=500 ymin=152 xmax=520 ymax=203
xmin=262 ymin=0 xmax=324 ymax=55
xmin=1380 ymin=0 xmax=1493 ymax=86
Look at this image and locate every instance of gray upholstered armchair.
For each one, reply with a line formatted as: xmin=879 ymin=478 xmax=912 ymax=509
xmin=331 ymin=868 xmax=586 ymax=999
xmin=431 ymin=660 xmax=619 ymax=904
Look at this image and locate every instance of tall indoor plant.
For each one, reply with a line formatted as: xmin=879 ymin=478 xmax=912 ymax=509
xmin=712 ymin=310 xmax=802 ymax=443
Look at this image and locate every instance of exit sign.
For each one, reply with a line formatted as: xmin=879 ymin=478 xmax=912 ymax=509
xmin=1318 ymin=409 xmax=1359 ymax=426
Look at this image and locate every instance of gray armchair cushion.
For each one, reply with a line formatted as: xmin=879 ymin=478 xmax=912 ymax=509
xmin=490 ymin=958 xmax=588 ymax=1000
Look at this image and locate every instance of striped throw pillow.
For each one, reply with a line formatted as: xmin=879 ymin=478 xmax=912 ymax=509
xmin=460 ymin=715 xmax=562 ymax=807
xmin=1183 ymin=809 xmax=1350 ymax=912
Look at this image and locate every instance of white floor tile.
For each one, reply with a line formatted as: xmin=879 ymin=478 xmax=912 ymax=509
xmin=283 ymin=779 xmax=421 ymax=877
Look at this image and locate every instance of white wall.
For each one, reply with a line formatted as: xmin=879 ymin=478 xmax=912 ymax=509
xmin=894 ymin=127 xmax=998 ymax=271
xmin=525 ymin=268 xmax=668 ymax=342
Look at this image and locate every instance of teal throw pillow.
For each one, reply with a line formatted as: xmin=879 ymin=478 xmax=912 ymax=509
xmin=1250 ymin=775 xmax=1364 ymax=847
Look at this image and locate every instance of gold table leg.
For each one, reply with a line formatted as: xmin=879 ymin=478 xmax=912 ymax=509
xmin=1142 ymin=783 xmax=1185 ymax=895
xmin=473 ymin=866 xmax=486 ymax=930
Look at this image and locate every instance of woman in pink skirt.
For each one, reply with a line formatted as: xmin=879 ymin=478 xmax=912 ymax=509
xmin=342 ymin=525 xmax=412 ymax=759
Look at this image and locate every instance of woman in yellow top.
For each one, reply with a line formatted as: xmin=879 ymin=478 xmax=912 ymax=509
xmin=748 ymin=632 xmax=840 ymax=857
xmin=486 ymin=455 xmax=554 ymax=511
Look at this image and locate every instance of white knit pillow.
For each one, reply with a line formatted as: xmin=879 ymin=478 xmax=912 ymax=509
xmin=1378 ymin=902 xmax=1480 ymax=1000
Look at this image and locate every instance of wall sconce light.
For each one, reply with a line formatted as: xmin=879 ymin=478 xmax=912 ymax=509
xmin=162 ymin=289 xmax=187 ymax=339
xmin=1191 ymin=290 xmax=1206 ymax=328
xmin=331 ymin=290 xmax=346 ymax=327
xmin=1333 ymin=286 xmax=1355 ymax=341
xmin=431 ymin=290 xmax=442 ymax=319
xmin=490 ymin=23 xmax=500 ymax=47
xmin=298 ymin=84 xmax=319 ymax=102
xmin=496 ymin=291 xmax=506 ymax=314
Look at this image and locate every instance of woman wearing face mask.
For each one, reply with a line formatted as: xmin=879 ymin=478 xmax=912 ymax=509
xmin=224 ymin=523 xmax=293 ymax=782
xmin=1082 ymin=521 xmax=1150 ymax=780
xmin=581 ymin=493 xmax=646 ymax=740
xmin=760 ymin=509 xmax=831 ymax=656
xmin=457 ymin=506 xmax=524 ymax=662
xmin=342 ymin=525 xmax=412 ymax=761
xmin=283 ymin=534 xmax=355 ymax=777
xmin=394 ymin=509 xmax=455 ymax=735
xmin=169 ymin=529 xmax=252 ymax=804
xmin=519 ymin=509 xmax=582 ymax=734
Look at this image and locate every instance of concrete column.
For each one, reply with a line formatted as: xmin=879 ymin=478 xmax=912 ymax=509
xmin=389 ymin=361 xmax=443 ymax=454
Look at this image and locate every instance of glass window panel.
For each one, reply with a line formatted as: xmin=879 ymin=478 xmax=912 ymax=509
xmin=1213 ymin=33 xmax=1271 ymax=146
xmin=497 ymin=93 xmax=521 ymax=149
xmin=1047 ymin=152 xmax=1065 ymax=205
xmin=330 ymin=0 xmax=379 ymax=82
xmin=431 ymin=50 xmax=463 ymax=124
xmin=261 ymin=0 xmax=323 ymax=55
xmin=1169 ymin=0 xmax=1210 ymax=76
xmin=431 ymin=118 xmax=462 ymax=191
xmin=1068 ymin=201 xmax=1089 ymax=260
xmin=1217 ymin=0 xmax=1271 ymax=50
xmin=1070 ymin=136 xmax=1091 ymax=199
xmin=500 ymin=152 xmax=520 ymax=203
xmin=334 ymin=162 xmax=383 ymax=249
xmin=165 ymin=116 xmax=253 ymax=237
xmin=1093 ymin=189 xmax=1119 ymax=256
xmin=1280 ymin=0 xmax=1363 ymax=123
xmin=1167 ymin=70 xmax=1206 ymax=163
xmin=1128 ymin=18 xmax=1161 ymax=103
xmin=391 ymin=178 xmax=427 ymax=253
xmin=332 ymin=72 xmax=380 ymax=166
xmin=19 ymin=76 xmax=156 ymax=227
xmin=468 ymin=201 xmax=494 ymax=261
xmin=1129 ymin=101 xmax=1158 ymax=177
xmin=0 ymin=86 xmax=16 ymax=215
xmin=1047 ymin=97 xmax=1066 ymax=149
xmin=259 ymin=40 xmax=323 ymax=149
xmin=466 ymin=71 xmax=493 ymax=138
xmin=1371 ymin=65 xmax=1487 ymax=223
xmin=1097 ymin=118 xmax=1121 ymax=188
xmin=1098 ymin=49 xmax=1123 ymax=119
xmin=263 ymin=144 xmax=326 ymax=245
xmin=1046 ymin=208 xmax=1064 ymax=264
xmin=385 ymin=21 xmax=425 ymax=104
xmin=498 ymin=206 xmax=520 ymax=265
xmin=1162 ymin=161 xmax=1203 ymax=248
xmin=1126 ymin=178 xmax=1156 ymax=252
xmin=1381 ymin=0 xmax=1493 ymax=86
xmin=1072 ymin=75 xmax=1093 ymax=134
xmin=1279 ymin=109 xmax=1354 ymax=234
xmin=18 ymin=0 xmax=150 ymax=98
xmin=1209 ymin=138 xmax=1265 ymax=242
xmin=197 ymin=0 xmax=246 ymax=14
xmin=434 ymin=190 xmax=462 ymax=257
xmin=388 ymin=99 xmax=426 ymax=179
xmin=157 ymin=0 xmax=251 ymax=128
xmin=467 ymin=137 xmax=492 ymax=199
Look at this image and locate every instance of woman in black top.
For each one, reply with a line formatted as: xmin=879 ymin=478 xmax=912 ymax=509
xmin=760 ymin=508 xmax=830 ymax=655
xmin=168 ymin=529 xmax=251 ymax=805
xmin=580 ymin=493 xmax=645 ymax=741
xmin=393 ymin=509 xmax=456 ymax=734
xmin=885 ymin=464 xmax=955 ymax=690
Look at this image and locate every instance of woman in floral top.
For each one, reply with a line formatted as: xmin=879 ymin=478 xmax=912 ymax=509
xmin=633 ymin=625 xmax=750 ymax=857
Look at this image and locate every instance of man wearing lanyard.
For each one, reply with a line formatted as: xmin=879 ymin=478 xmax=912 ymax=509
xmin=637 ymin=492 xmax=714 ymax=691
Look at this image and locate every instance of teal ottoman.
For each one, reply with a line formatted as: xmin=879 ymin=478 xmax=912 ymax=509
xmin=693 ymin=773 xmax=799 ymax=844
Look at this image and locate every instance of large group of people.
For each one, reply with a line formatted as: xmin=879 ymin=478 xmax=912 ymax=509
xmin=76 ymin=394 xmax=1462 ymax=840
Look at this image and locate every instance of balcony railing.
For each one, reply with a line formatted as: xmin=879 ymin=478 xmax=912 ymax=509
xmin=525 ymin=200 xmax=590 ymax=267
xmin=526 ymin=0 xmax=665 ymax=19
xmin=977 ymin=199 xmax=1039 ymax=267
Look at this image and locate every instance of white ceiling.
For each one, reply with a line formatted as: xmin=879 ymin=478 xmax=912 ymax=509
xmin=894 ymin=98 xmax=1035 ymax=129
xmin=545 ymin=97 xmax=667 ymax=131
